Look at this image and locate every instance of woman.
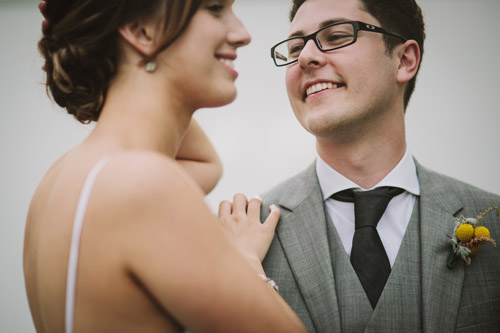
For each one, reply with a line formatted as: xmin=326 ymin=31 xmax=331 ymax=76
xmin=24 ymin=0 xmax=306 ymax=331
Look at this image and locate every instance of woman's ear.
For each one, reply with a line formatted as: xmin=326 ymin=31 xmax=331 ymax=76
xmin=118 ymin=20 xmax=158 ymax=56
xmin=396 ymin=40 xmax=420 ymax=84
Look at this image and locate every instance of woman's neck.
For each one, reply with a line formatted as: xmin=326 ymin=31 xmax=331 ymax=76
xmin=88 ymin=66 xmax=195 ymax=158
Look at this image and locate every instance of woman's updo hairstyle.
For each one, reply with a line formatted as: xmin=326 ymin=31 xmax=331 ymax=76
xmin=39 ymin=0 xmax=202 ymax=123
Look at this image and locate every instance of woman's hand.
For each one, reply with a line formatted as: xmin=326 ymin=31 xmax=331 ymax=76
xmin=218 ymin=194 xmax=280 ymax=270
xmin=175 ymin=119 xmax=222 ymax=195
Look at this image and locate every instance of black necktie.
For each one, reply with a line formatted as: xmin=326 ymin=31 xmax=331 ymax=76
xmin=331 ymin=186 xmax=404 ymax=308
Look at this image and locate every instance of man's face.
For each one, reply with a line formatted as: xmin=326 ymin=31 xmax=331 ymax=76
xmin=285 ymin=0 xmax=401 ymax=140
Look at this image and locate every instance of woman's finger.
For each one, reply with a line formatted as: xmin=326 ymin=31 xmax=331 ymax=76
xmin=218 ymin=200 xmax=232 ymax=218
xmin=232 ymin=193 xmax=248 ymax=216
xmin=247 ymin=196 xmax=263 ymax=220
xmin=263 ymin=204 xmax=280 ymax=231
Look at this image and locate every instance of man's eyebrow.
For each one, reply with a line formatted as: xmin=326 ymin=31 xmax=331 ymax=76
xmin=288 ymin=18 xmax=351 ymax=38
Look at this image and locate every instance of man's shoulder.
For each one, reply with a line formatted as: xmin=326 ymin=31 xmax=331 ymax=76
xmin=416 ymin=162 xmax=500 ymax=204
xmin=260 ymin=162 xmax=318 ymax=204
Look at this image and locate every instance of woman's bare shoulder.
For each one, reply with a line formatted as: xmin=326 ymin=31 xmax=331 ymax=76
xmin=90 ymin=150 xmax=214 ymax=235
xmin=99 ymin=151 xmax=204 ymax=205
xmin=84 ymin=150 xmax=212 ymax=242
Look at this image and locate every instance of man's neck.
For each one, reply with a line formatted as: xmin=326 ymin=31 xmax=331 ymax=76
xmin=316 ymin=127 xmax=406 ymax=189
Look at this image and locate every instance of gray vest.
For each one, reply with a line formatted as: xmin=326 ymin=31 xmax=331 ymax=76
xmin=326 ymin=198 xmax=423 ymax=332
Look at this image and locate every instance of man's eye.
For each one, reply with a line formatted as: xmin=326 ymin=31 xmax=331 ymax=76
xmin=288 ymin=44 xmax=304 ymax=57
xmin=327 ymin=33 xmax=352 ymax=42
xmin=287 ymin=39 xmax=305 ymax=56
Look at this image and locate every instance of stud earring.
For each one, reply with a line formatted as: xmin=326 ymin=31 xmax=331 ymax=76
xmin=145 ymin=60 xmax=157 ymax=73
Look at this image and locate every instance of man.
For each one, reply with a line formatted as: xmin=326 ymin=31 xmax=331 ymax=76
xmin=261 ymin=0 xmax=500 ymax=331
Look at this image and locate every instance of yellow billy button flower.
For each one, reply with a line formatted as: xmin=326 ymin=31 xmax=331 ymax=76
xmin=474 ymin=226 xmax=491 ymax=238
xmin=474 ymin=226 xmax=491 ymax=245
xmin=456 ymin=223 xmax=474 ymax=242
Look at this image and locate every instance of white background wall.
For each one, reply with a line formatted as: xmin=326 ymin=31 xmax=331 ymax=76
xmin=1 ymin=0 xmax=499 ymax=331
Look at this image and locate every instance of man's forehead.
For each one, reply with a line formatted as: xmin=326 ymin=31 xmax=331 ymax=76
xmin=288 ymin=0 xmax=370 ymax=37
xmin=288 ymin=18 xmax=351 ymax=38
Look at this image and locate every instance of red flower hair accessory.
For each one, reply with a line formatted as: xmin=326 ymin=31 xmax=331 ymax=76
xmin=39 ymin=1 xmax=50 ymax=35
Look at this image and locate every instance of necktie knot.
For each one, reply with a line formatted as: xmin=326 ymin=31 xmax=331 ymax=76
xmin=331 ymin=187 xmax=404 ymax=229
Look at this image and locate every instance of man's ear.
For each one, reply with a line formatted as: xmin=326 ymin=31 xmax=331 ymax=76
xmin=118 ymin=20 xmax=158 ymax=56
xmin=396 ymin=40 xmax=420 ymax=84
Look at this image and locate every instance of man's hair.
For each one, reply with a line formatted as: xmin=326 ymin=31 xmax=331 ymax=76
xmin=289 ymin=0 xmax=425 ymax=110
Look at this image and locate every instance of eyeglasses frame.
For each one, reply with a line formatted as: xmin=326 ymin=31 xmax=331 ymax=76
xmin=270 ymin=20 xmax=408 ymax=67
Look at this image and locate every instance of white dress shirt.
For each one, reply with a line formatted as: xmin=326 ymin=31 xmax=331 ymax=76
xmin=316 ymin=149 xmax=420 ymax=267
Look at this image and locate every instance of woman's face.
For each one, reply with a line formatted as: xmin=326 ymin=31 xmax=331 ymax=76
xmin=159 ymin=0 xmax=251 ymax=109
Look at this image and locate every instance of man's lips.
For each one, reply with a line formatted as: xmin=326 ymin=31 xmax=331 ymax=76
xmin=304 ymin=81 xmax=345 ymax=99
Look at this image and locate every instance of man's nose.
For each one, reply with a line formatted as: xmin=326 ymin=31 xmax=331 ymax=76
xmin=298 ymin=39 xmax=326 ymax=68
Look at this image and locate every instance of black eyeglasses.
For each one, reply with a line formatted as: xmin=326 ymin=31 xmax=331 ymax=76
xmin=270 ymin=21 xmax=408 ymax=67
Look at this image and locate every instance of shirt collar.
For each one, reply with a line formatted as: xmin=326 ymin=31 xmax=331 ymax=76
xmin=316 ymin=148 xmax=421 ymax=200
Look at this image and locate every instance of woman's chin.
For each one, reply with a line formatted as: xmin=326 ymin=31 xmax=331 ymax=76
xmin=206 ymin=90 xmax=238 ymax=108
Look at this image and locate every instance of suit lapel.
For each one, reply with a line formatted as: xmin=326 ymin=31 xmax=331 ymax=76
xmin=276 ymin=163 xmax=342 ymax=332
xmin=416 ymin=161 xmax=465 ymax=332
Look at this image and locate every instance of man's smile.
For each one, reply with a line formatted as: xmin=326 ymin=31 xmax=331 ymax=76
xmin=304 ymin=81 xmax=345 ymax=99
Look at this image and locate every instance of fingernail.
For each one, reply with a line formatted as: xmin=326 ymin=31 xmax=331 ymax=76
xmin=254 ymin=195 xmax=262 ymax=201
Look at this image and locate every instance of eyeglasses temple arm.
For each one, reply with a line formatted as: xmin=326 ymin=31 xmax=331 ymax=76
xmin=357 ymin=22 xmax=408 ymax=42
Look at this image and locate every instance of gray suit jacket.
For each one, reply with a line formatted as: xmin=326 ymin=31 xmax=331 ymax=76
xmin=261 ymin=160 xmax=500 ymax=332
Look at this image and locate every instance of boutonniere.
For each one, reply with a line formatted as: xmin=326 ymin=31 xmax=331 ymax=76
xmin=447 ymin=206 xmax=499 ymax=268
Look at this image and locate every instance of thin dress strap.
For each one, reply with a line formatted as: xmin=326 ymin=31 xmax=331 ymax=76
xmin=65 ymin=157 xmax=110 ymax=333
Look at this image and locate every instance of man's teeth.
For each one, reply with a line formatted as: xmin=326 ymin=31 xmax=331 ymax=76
xmin=306 ymin=82 xmax=340 ymax=96
xmin=218 ymin=58 xmax=234 ymax=68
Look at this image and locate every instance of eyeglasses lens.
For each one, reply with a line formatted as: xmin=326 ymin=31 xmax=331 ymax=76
xmin=273 ymin=23 xmax=355 ymax=66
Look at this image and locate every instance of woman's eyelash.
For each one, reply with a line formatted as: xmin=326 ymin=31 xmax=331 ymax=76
xmin=207 ymin=4 xmax=224 ymax=13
